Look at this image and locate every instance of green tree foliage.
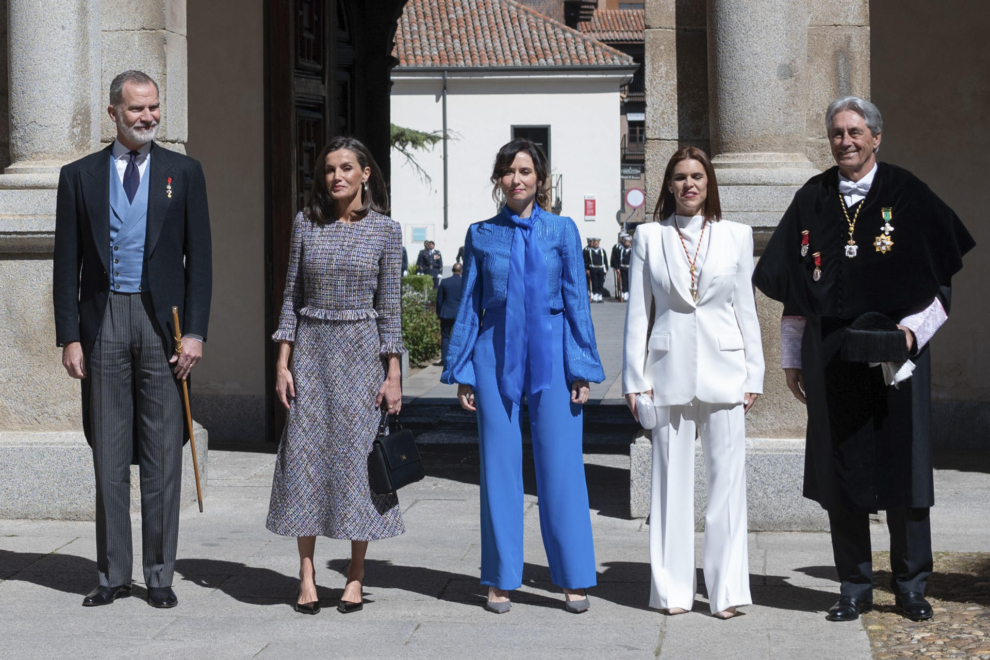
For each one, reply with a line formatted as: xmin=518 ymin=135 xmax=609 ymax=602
xmin=401 ymin=275 xmax=440 ymax=364
xmin=390 ymin=124 xmax=443 ymax=183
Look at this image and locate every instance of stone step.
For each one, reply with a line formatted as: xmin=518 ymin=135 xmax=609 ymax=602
xmin=400 ymin=400 xmax=640 ymax=444
xmin=630 ymin=434 xmax=830 ymax=532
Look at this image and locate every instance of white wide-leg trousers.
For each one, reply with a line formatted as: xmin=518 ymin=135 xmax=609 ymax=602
xmin=649 ymin=399 xmax=751 ymax=614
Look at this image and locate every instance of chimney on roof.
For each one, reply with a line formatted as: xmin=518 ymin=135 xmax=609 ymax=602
xmin=563 ymin=0 xmax=597 ymax=29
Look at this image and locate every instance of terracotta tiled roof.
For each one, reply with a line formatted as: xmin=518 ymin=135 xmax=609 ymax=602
xmin=578 ymin=9 xmax=644 ymax=44
xmin=394 ymin=0 xmax=635 ymax=68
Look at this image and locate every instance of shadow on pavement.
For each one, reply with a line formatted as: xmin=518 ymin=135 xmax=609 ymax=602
xmin=0 ymin=549 xmax=845 ymax=615
xmin=932 ymin=450 xmax=990 ymax=474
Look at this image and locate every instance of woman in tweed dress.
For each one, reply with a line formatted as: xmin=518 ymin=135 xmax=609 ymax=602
xmin=268 ymin=137 xmax=405 ymax=615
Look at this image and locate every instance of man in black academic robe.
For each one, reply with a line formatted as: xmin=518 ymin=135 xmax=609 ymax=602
xmin=753 ymin=97 xmax=974 ymax=624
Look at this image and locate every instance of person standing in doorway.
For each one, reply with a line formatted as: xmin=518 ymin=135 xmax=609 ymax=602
xmin=623 ymin=146 xmax=764 ymax=618
xmin=435 ymin=262 xmax=463 ymax=368
xmin=268 ymin=136 xmax=406 ymax=615
xmin=53 ymin=70 xmax=213 ymax=609
xmin=584 ymin=238 xmax=608 ymax=302
xmin=442 ymin=138 xmax=605 ymax=615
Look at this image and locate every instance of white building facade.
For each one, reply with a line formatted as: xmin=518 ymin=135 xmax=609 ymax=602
xmin=390 ymin=0 xmax=636 ymax=279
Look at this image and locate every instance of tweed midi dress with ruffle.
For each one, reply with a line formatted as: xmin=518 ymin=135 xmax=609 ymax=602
xmin=266 ymin=211 xmax=406 ymax=540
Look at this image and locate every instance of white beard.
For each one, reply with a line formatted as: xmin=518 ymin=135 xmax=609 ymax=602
xmin=117 ymin=116 xmax=159 ymax=145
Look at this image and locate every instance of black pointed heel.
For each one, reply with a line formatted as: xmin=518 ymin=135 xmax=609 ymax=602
xmin=295 ymin=569 xmax=321 ymax=615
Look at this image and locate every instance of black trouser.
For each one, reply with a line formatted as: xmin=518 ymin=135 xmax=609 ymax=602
xmin=589 ymin=269 xmax=605 ymax=296
xmin=439 ymin=317 xmax=455 ymax=367
xmin=618 ymin=267 xmax=629 ymax=294
xmin=827 ymin=507 xmax=932 ymax=601
xmin=89 ymin=292 xmax=184 ymax=589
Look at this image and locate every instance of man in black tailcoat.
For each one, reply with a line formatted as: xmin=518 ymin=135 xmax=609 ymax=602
xmin=754 ymin=97 xmax=974 ymax=623
xmin=53 ymin=70 xmax=212 ymax=610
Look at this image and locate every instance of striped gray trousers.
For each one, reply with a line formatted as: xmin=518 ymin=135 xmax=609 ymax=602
xmin=89 ymin=292 xmax=183 ymax=588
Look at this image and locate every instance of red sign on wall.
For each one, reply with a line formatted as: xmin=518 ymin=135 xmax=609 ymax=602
xmin=584 ymin=197 xmax=596 ymax=218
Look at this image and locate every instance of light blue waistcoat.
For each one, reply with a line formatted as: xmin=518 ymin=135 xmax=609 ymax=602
xmin=108 ymin=154 xmax=150 ymax=293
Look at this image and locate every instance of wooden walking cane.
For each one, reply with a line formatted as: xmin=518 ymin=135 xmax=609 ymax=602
xmin=171 ymin=307 xmax=204 ymax=512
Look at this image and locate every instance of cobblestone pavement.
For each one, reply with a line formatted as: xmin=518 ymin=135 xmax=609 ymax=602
xmin=864 ymin=552 xmax=990 ymax=660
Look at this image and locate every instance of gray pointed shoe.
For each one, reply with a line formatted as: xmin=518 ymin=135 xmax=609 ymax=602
xmin=565 ymin=596 xmax=590 ymax=614
xmin=484 ymin=598 xmax=511 ymax=614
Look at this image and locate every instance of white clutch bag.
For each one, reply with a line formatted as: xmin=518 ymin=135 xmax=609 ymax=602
xmin=636 ymin=393 xmax=656 ymax=430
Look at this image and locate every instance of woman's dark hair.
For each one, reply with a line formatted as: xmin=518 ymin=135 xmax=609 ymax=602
xmin=490 ymin=138 xmax=551 ymax=211
xmin=305 ymin=136 xmax=390 ymax=222
xmin=653 ymin=146 xmax=721 ymax=223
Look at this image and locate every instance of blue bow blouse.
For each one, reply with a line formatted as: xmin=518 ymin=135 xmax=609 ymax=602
xmin=440 ymin=208 xmax=605 ymax=390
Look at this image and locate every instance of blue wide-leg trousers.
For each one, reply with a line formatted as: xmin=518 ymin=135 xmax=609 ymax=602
xmin=472 ymin=308 xmax=597 ymax=591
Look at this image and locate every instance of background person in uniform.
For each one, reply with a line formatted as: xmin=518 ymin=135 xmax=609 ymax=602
xmin=53 ymin=70 xmax=212 ymax=610
xmin=442 ymin=138 xmax=605 ymax=615
xmin=753 ymin=97 xmax=975 ymax=623
xmin=612 ymin=234 xmax=632 ymax=302
xmin=401 ymin=246 xmax=409 ymax=276
xmin=584 ymin=237 xmax=608 ymax=302
xmin=610 ymin=236 xmax=623 ymax=299
xmin=416 ymin=239 xmax=443 ymax=287
xmin=269 ymin=136 xmax=406 ymax=615
xmin=436 ymin=263 xmax=463 ymax=367
xmin=622 ymin=146 xmax=763 ymax=619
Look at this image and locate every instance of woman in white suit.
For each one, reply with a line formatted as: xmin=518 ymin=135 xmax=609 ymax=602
xmin=622 ymin=146 xmax=764 ymax=618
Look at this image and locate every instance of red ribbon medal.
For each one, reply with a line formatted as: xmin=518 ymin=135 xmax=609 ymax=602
xmin=166 ymin=177 xmax=173 ymax=199
xmin=800 ymin=230 xmax=810 ymax=257
xmin=812 ymin=252 xmax=822 ymax=281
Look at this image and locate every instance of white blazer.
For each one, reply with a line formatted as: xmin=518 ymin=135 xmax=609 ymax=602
xmin=622 ymin=217 xmax=764 ymax=406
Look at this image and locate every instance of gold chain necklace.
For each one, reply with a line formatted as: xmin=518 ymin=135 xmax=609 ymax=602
xmin=675 ymin=216 xmax=707 ymax=302
xmin=839 ymin=193 xmax=863 ymax=258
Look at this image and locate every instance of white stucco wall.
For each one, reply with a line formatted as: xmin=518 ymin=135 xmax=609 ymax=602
xmin=390 ymin=71 xmax=629 ymax=282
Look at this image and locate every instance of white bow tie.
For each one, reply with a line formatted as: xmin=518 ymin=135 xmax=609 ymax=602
xmin=838 ymin=179 xmax=871 ymax=196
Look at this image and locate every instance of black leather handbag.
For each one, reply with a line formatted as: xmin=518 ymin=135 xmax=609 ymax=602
xmin=368 ymin=411 xmax=425 ymax=495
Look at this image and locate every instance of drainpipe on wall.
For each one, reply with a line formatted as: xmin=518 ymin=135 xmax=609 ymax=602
xmin=442 ymin=69 xmax=449 ymax=231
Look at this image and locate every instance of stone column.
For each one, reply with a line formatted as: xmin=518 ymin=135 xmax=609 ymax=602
xmin=706 ymin=0 xmax=819 ymax=221
xmin=5 ymin=0 xmax=102 ymax=175
xmin=0 ymin=0 xmax=204 ymax=520
xmin=703 ymin=0 xmax=816 ymax=441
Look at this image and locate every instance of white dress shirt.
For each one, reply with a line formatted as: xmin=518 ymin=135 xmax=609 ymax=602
xmin=837 ymin=162 xmax=877 ymax=207
xmin=111 ymin=140 xmax=151 ymax=184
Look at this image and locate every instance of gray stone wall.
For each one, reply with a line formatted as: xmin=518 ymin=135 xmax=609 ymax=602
xmin=0 ymin=2 xmax=8 ymax=172
xmin=101 ymin=0 xmax=188 ymax=151
xmin=806 ymin=0 xmax=871 ymax=170
xmin=643 ymin=0 xmax=708 ymax=213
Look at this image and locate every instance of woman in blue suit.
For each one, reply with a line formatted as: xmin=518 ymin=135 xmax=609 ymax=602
xmin=442 ymin=139 xmax=605 ymax=614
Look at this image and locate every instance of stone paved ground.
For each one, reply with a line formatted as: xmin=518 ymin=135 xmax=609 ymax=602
xmin=3 ymin=445 xmax=987 ymax=660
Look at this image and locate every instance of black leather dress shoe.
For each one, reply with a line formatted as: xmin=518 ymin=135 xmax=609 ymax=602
xmin=896 ymin=592 xmax=933 ymax=621
xmin=82 ymin=584 xmax=131 ymax=607
xmin=826 ymin=596 xmax=873 ymax=622
xmin=147 ymin=587 xmax=178 ymax=609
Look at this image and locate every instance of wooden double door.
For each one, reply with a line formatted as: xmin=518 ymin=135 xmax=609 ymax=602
xmin=266 ymin=0 xmax=408 ymax=440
